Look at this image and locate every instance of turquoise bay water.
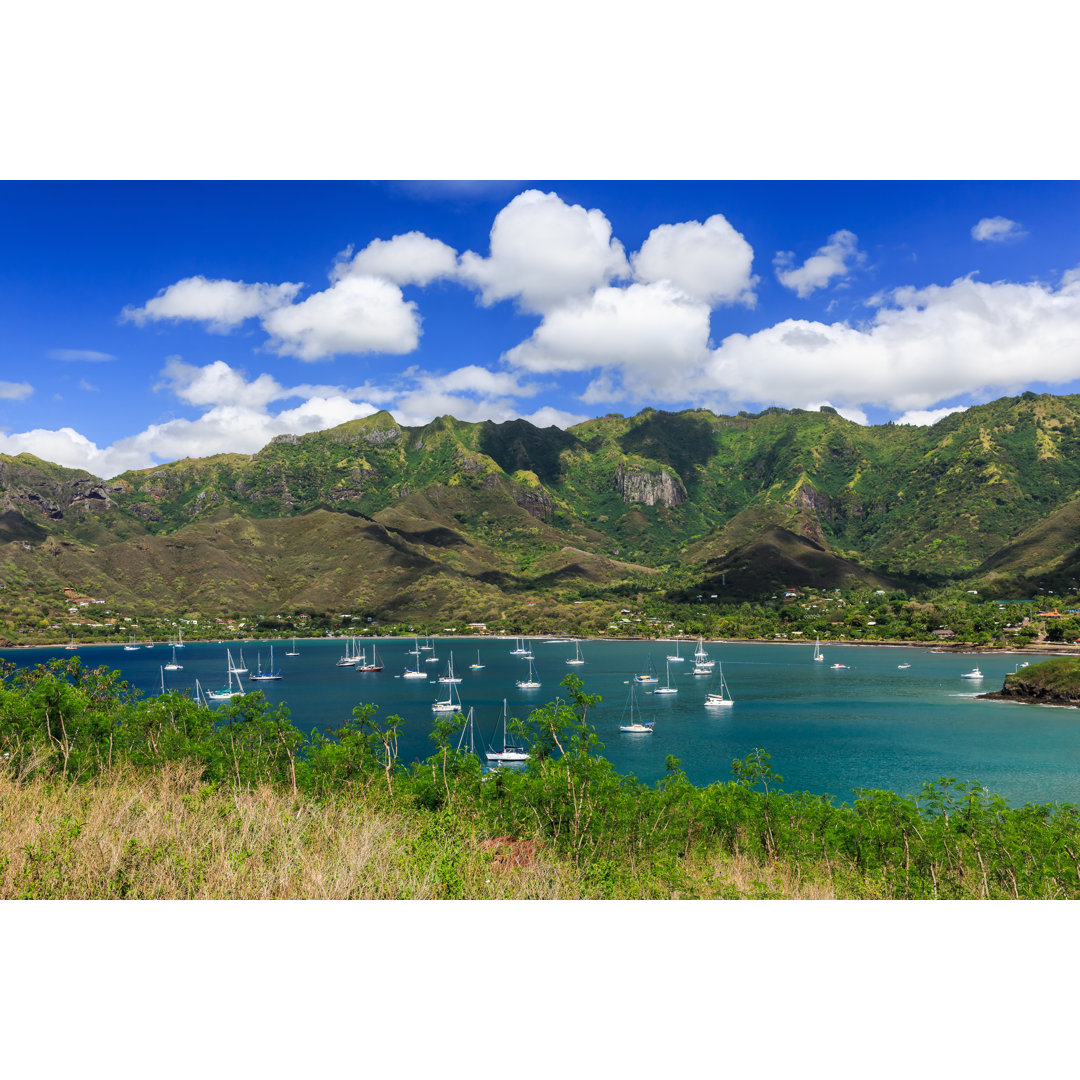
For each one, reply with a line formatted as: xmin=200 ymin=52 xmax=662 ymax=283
xmin=6 ymin=637 xmax=1080 ymax=806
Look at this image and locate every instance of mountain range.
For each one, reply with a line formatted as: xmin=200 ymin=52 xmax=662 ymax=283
xmin=4 ymin=390 xmax=1080 ymax=623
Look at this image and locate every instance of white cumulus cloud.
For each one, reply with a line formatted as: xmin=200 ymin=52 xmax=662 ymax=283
xmin=386 ymin=365 xmax=545 ymax=428
xmin=458 ymin=189 xmax=629 ymax=313
xmin=775 ymin=229 xmax=865 ymax=298
xmin=631 ymin=214 xmax=757 ymax=306
xmin=121 ymin=276 xmax=303 ymax=332
xmin=0 ymin=361 xmax=381 ymax=477
xmin=503 ymin=282 xmax=712 ymax=407
xmin=972 ymin=216 xmax=1026 ymax=243
xmin=335 ymin=231 xmax=459 ymax=287
xmin=261 ymin=275 xmax=421 ymax=361
xmin=0 ymin=356 xmax=585 ymax=476
xmin=157 ymin=357 xmax=288 ymax=408
xmin=704 ymin=271 xmax=1080 ymax=415
xmin=895 ymin=405 xmax=969 ymax=425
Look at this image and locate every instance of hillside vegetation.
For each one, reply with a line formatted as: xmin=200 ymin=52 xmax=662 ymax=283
xmin=5 ymin=392 xmax=1080 ymax=627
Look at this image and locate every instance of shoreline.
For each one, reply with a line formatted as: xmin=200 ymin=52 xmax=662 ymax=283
xmin=2 ymin=632 xmax=1071 ymax=660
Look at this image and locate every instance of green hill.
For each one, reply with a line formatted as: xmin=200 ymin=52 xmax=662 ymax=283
xmin=7 ymin=392 xmax=1080 ymax=623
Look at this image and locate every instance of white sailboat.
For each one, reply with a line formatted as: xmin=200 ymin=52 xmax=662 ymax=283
xmin=565 ymin=640 xmax=585 ymax=666
xmin=248 ymin=645 xmax=283 ymax=681
xmin=164 ymin=645 xmax=183 ymax=671
xmin=230 ymin=648 xmax=249 ymax=675
xmin=356 ymin=645 xmax=384 ymax=672
xmin=402 ymin=646 xmax=427 ymax=678
xmin=207 ymin=650 xmax=245 ymax=700
xmin=704 ymin=662 xmax=734 ymax=708
xmin=457 ymin=707 xmax=478 ymax=755
xmin=64 ymin=635 xmax=78 ymax=650
xmin=437 ymin=652 xmax=462 ymax=684
xmin=336 ymin=638 xmax=362 ymax=666
xmin=285 ymin=638 xmax=300 ymax=657
xmin=485 ymin=700 xmax=529 ymax=763
xmin=813 ymin=638 xmax=824 ymax=662
xmin=432 ymin=677 xmax=463 ymax=714
xmin=667 ymin=637 xmax=685 ymax=662
xmin=654 ymin=658 xmax=678 ymax=694
xmin=516 ymin=656 xmax=541 ymax=689
xmin=619 ymin=684 xmax=654 ymax=733
xmin=123 ymin=630 xmax=140 ymax=651
xmin=509 ymin=636 xmax=528 ymax=656
xmin=691 ymin=639 xmax=714 ymax=673
xmin=634 ymin=653 xmax=659 ymax=684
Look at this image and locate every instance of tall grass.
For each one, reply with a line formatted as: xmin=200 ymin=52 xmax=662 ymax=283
xmin=0 ymin=764 xmax=581 ymax=900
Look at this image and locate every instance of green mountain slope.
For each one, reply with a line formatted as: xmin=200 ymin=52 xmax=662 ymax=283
xmin=6 ymin=392 xmax=1080 ymax=620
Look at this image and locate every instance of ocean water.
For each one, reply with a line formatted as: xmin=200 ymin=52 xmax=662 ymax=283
xmin=6 ymin=637 xmax=1079 ymax=806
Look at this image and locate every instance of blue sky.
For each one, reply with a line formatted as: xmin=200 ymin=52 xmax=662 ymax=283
xmin=4 ymin=180 xmax=1080 ymax=477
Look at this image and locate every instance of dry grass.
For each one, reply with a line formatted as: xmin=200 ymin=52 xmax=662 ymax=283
xmin=710 ymin=850 xmax=838 ymax=899
xmin=0 ymin=766 xmax=863 ymax=900
xmin=0 ymin=765 xmax=581 ymax=900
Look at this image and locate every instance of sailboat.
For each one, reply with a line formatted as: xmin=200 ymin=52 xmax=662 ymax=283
xmin=457 ymin=707 xmax=478 ymax=755
xmin=64 ymin=635 xmax=78 ymax=650
xmin=123 ymin=631 xmax=140 ymax=651
xmin=420 ymin=637 xmax=435 ymax=652
xmin=634 ymin=653 xmax=659 ymax=684
xmin=813 ymin=638 xmax=824 ymax=662
xmin=704 ymin=662 xmax=734 ymax=707
xmin=231 ymin=648 xmax=249 ymax=675
xmin=692 ymin=639 xmax=714 ymax=673
xmin=285 ymin=638 xmax=300 ymax=657
xmin=619 ymin=683 xmax=654 ymax=733
xmin=164 ymin=645 xmax=183 ymax=671
xmin=666 ymin=637 xmax=685 ymax=663
xmin=509 ymin=636 xmax=528 ymax=656
xmin=469 ymin=649 xmax=485 ymax=670
xmin=437 ymin=653 xmax=462 ymax=684
xmin=516 ymin=656 xmax=541 ymax=689
xmin=432 ymin=677 xmax=463 ymax=714
xmin=402 ymin=647 xmax=427 ymax=678
xmin=356 ymin=645 xmax=384 ymax=672
xmin=565 ymin=640 xmax=585 ymax=666
xmin=207 ymin=650 xmax=245 ymax=700
xmin=654 ymin=658 xmax=678 ymax=694
xmin=485 ymin=700 xmax=529 ymax=763
xmin=248 ymin=645 xmax=283 ymax=681
xmin=407 ymin=639 xmax=423 ymax=656
xmin=336 ymin=638 xmax=362 ymax=666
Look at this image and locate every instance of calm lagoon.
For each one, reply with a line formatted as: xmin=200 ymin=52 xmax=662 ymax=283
xmin=6 ymin=637 xmax=1079 ymax=806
